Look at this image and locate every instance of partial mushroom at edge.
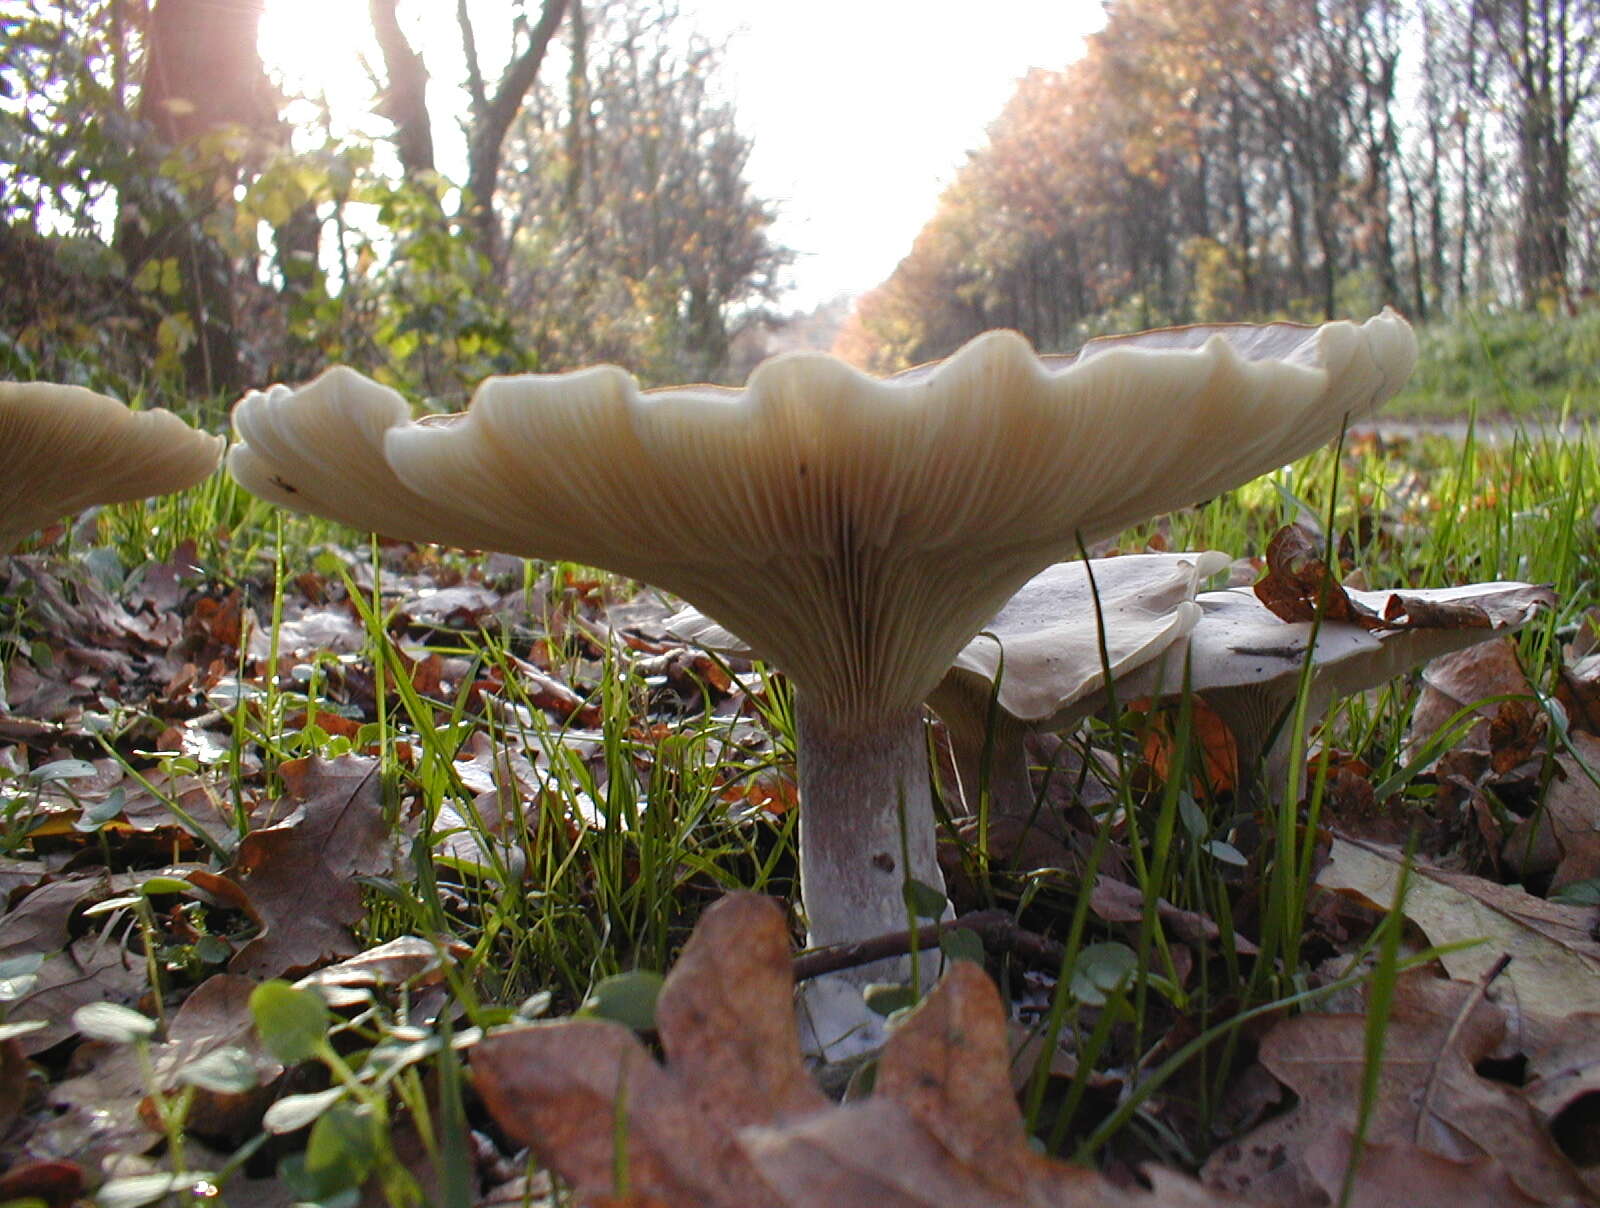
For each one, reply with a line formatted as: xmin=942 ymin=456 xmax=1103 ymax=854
xmin=0 ymin=381 xmax=224 ymax=553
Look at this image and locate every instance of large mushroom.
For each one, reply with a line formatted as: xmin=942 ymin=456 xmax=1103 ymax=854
xmin=0 ymin=382 xmax=224 ymax=552
xmin=230 ymin=312 xmax=1417 ymax=1057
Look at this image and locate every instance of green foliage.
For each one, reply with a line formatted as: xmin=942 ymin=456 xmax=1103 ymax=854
xmin=250 ymin=981 xmax=331 ymax=1063
xmin=500 ymin=1 xmax=789 ymax=385
xmin=3 ymin=0 xmax=787 ymax=406
xmin=1396 ymin=308 xmax=1600 ymax=416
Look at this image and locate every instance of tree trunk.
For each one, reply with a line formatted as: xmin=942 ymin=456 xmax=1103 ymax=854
xmin=116 ymin=0 xmax=276 ymax=394
xmin=369 ymin=0 xmax=435 ymax=179
xmin=462 ymin=0 xmax=570 ymax=275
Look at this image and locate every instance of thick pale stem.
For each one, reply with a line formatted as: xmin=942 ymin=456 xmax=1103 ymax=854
xmin=793 ymin=694 xmax=946 ymax=1059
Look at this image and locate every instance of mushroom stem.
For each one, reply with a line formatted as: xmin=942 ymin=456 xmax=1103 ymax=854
xmin=936 ymin=690 xmax=1038 ymax=820
xmin=793 ymin=694 xmax=946 ymax=1058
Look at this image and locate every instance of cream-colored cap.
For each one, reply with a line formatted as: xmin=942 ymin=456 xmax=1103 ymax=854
xmin=0 ymin=382 xmax=224 ymax=551
xmin=228 ymin=367 xmax=507 ymax=550
xmin=379 ymin=313 xmax=1416 ymax=722
xmin=937 ymin=551 xmax=1231 ymax=723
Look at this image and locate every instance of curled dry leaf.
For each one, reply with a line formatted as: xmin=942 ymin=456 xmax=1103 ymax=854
xmin=1254 ymin=524 xmax=1378 ymax=627
xmin=294 ymin=934 xmax=456 ymax=993
xmin=472 ymin=893 xmax=1250 ymax=1208
xmin=1253 ymin=524 xmax=1554 ymax=644
xmin=1318 ymin=835 xmax=1600 ymax=1051
xmin=1203 ymin=972 xmax=1590 ymax=1206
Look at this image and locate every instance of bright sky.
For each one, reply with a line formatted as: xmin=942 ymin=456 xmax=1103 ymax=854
xmin=259 ymin=1 xmax=1106 ymax=311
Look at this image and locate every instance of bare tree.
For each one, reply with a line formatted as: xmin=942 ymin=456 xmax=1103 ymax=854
xmin=1472 ymin=0 xmax=1600 ymax=308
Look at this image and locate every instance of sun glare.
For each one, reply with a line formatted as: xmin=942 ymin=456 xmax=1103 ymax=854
xmin=259 ymin=0 xmax=381 ymax=115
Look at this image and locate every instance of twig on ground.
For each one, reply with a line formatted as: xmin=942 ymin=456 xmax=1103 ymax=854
xmin=792 ymin=909 xmax=1065 ymax=981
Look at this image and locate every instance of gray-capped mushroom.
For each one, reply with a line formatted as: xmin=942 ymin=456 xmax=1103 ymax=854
xmin=0 ymin=381 xmax=224 ymax=552
xmin=230 ymin=311 xmax=1418 ymax=1058
xmin=927 ymin=551 xmax=1230 ymax=817
xmin=1114 ymin=581 xmax=1557 ymax=802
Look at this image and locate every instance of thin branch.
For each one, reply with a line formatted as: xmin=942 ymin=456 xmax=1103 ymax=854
xmin=456 ymin=0 xmax=487 ymax=118
xmin=792 ymin=910 xmax=1065 ymax=982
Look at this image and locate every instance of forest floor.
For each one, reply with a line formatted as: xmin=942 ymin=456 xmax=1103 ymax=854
xmin=0 ymin=427 xmax=1598 ymax=1207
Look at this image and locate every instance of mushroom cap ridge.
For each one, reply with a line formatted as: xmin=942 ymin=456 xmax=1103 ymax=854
xmin=384 ymin=314 xmax=1416 ymax=723
xmin=1126 ymin=581 xmax=1557 ymax=700
xmin=0 ymin=381 xmax=224 ymax=552
xmin=942 ymin=551 xmax=1232 ymax=722
xmin=228 ymin=367 xmax=504 ymax=550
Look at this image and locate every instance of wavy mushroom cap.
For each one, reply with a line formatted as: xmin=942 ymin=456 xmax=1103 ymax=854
xmin=0 ymin=382 xmax=224 ymax=552
xmin=228 ymin=367 xmax=512 ymax=551
xmin=936 ymin=551 xmax=1231 ymax=724
xmin=382 ymin=313 xmax=1415 ymax=721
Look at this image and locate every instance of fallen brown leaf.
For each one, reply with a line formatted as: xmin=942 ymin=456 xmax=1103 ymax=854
xmin=472 ymin=893 xmax=1248 ymax=1208
xmin=1318 ymin=835 xmax=1600 ymax=1050
xmin=1503 ymin=730 xmax=1600 ymax=890
xmin=1203 ymin=972 xmax=1589 ymax=1205
xmin=1406 ymin=638 xmax=1542 ymax=765
xmin=1522 ymin=1011 xmax=1600 ymax=1170
xmin=0 ymin=1160 xmax=85 ymax=1208
xmin=1301 ymin=1132 xmax=1544 ymax=1207
xmin=1253 ymin=524 xmax=1378 ymax=628
xmin=141 ymin=973 xmax=282 ymax=1137
xmin=0 ymin=1034 xmax=27 ymax=1134
xmin=473 ymin=894 xmax=822 ymax=1206
xmin=226 ymin=754 xmax=400 ymax=978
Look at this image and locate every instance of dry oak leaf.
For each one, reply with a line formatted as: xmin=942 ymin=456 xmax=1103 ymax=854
xmin=1253 ymin=524 xmax=1378 ymax=628
xmin=1502 ymin=729 xmax=1600 ymax=890
xmin=473 ymin=892 xmax=826 ymax=1206
xmin=1300 ymin=1133 xmax=1545 ymax=1208
xmin=226 ymin=754 xmax=400 ymax=979
xmin=1202 ymin=972 xmax=1589 ymax=1206
xmin=1318 ymin=835 xmax=1600 ymax=1051
xmin=1405 ymin=638 xmax=1541 ymax=763
xmin=1522 ymin=1011 xmax=1600 ymax=1171
xmin=472 ymin=892 xmax=1249 ymax=1208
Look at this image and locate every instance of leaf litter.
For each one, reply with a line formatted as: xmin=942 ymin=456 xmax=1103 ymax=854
xmin=0 ymin=523 xmax=1597 ymax=1204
